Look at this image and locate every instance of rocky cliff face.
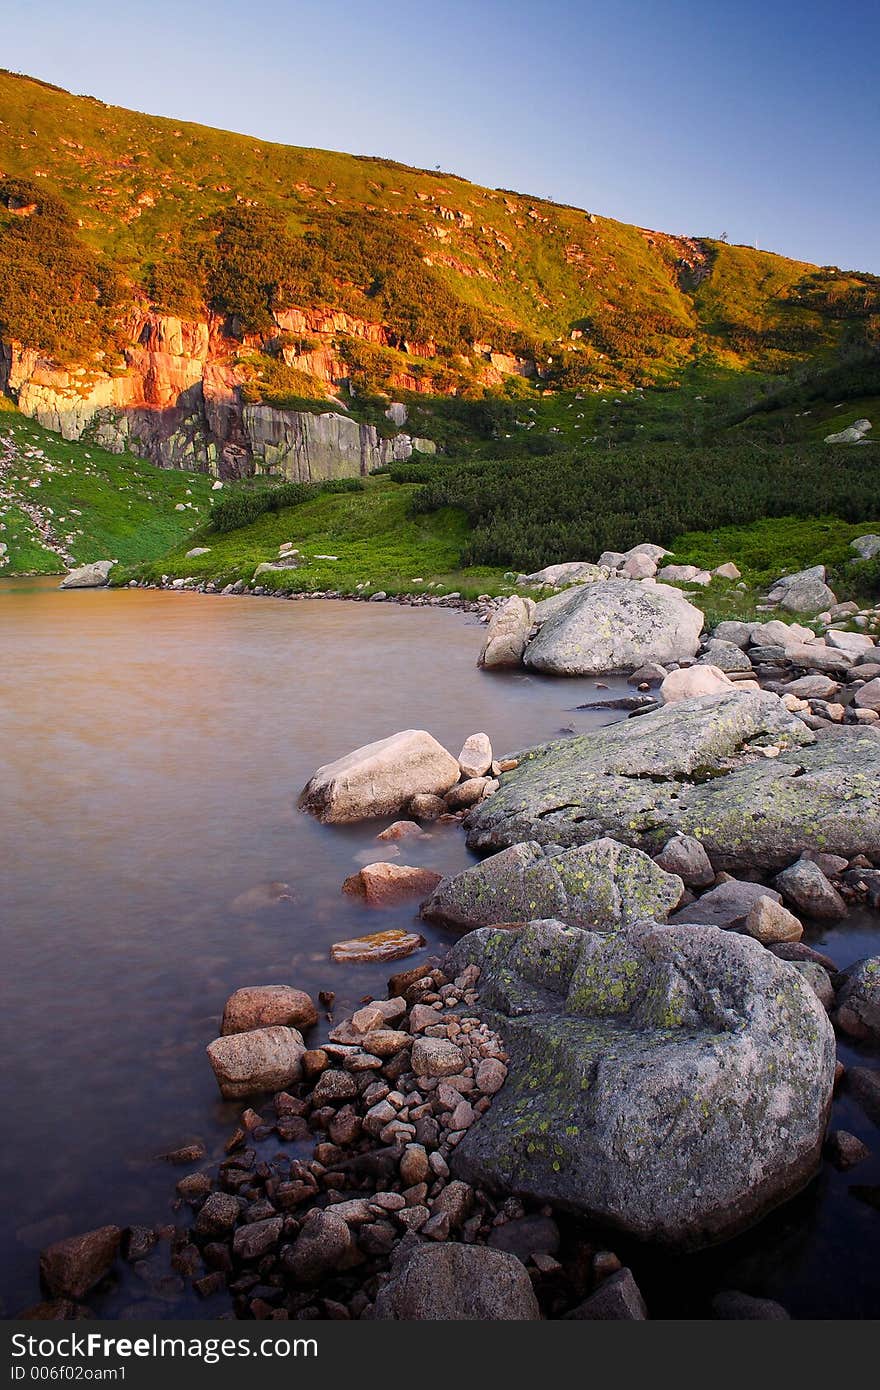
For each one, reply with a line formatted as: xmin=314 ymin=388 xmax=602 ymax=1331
xmin=0 ymin=307 xmax=444 ymax=480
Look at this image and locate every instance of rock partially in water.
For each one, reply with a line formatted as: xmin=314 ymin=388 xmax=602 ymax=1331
xmin=206 ymin=1025 xmax=305 ymax=1099
xmin=458 ymin=732 xmax=493 ymax=779
xmin=372 ymin=1241 xmax=540 ymax=1319
xmin=422 ymin=838 xmax=682 ymax=932
xmin=833 ymin=957 xmax=880 ymax=1043
xmin=329 ymin=929 xmax=426 ymax=964
xmin=775 ymin=858 xmax=847 ymax=920
xmin=342 ymin=863 xmax=443 ymax=907
xmin=465 ymin=690 xmax=880 ymax=872
xmin=478 ymin=595 xmax=536 ymax=669
xmin=522 ymin=579 xmax=704 ymax=676
xmin=446 ymin=918 xmax=835 ymax=1248
xmin=39 ymin=1225 xmax=121 ymax=1299
xmin=661 ymin=664 xmax=738 ymax=703
xmin=672 ymin=879 xmax=782 ymax=929
xmin=565 ymin=1268 xmax=647 ymax=1320
xmin=221 ymin=985 xmax=317 ymax=1036
xmin=299 ymin=730 xmax=460 ymax=824
xmin=59 ymin=560 xmax=114 ymax=589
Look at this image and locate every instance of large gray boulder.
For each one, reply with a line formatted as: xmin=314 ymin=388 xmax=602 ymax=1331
xmin=422 ymin=838 xmax=682 ymax=932
xmin=299 ymin=730 xmax=460 ymax=823
xmin=478 ymin=596 xmax=536 ymax=669
xmin=372 ymin=1241 xmax=540 ymax=1320
xmin=446 ymin=919 xmax=835 ymax=1248
xmin=522 ymin=579 xmax=704 ymax=675
xmin=465 ymin=689 xmax=880 ymax=872
xmin=59 ymin=560 xmax=114 ymax=589
xmin=766 ymin=566 xmax=836 ymax=614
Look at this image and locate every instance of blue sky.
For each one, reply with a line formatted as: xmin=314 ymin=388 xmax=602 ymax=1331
xmin=3 ymin=0 xmax=878 ymax=271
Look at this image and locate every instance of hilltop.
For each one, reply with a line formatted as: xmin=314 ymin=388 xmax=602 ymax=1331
xmin=1 ymin=67 xmax=877 ymax=415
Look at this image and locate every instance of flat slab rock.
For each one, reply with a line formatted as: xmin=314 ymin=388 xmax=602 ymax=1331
xmin=445 ymin=918 xmax=835 ymax=1248
xmin=465 ymin=689 xmax=880 ymax=872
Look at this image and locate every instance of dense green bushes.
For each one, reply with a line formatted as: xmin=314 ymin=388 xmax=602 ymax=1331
xmin=395 ymin=442 xmax=880 ymax=571
xmin=0 ymin=178 xmax=124 ymax=361
xmin=209 ymin=477 xmax=364 ymax=533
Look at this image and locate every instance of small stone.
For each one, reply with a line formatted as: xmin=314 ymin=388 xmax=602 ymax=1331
xmin=744 ymin=896 xmax=803 ymax=944
xmin=824 ymin=1129 xmax=870 ymax=1170
xmin=475 ymin=1057 xmax=508 ymax=1094
xmin=232 ymin=1217 xmax=283 ymax=1261
xmin=565 ymin=1268 xmax=647 ymax=1320
xmin=411 ymin=1037 xmax=465 ymax=1077
xmin=301 ymin=1049 xmax=329 ymax=1078
xmin=194 ymin=1192 xmax=242 ymax=1237
xmin=282 ymin=1209 xmax=352 ymax=1284
xmin=399 ymin=1144 xmax=430 ymax=1186
xmin=458 ymin=733 xmax=493 ymax=779
xmin=311 ymin=1069 xmax=358 ymax=1105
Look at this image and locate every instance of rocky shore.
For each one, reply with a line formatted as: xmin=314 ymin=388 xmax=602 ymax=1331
xmin=28 ymin=540 xmax=880 ymax=1321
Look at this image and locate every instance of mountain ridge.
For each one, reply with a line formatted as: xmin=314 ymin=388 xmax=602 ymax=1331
xmin=0 ymin=67 xmax=878 ymax=482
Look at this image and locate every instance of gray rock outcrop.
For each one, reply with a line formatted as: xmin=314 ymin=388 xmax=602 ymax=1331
xmin=465 ymin=689 xmax=880 ymax=871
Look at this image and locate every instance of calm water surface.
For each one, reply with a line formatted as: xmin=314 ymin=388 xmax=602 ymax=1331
xmin=1 ymin=577 xmax=878 ymax=1318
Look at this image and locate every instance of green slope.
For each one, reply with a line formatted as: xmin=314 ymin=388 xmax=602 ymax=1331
xmin=0 ymin=401 xmax=215 ymax=573
xmin=1 ymin=68 xmax=877 ymax=397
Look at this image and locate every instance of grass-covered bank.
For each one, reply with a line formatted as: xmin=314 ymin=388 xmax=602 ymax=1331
xmin=119 ymin=475 xmax=511 ymax=599
xmin=0 ymin=403 xmax=214 ymax=573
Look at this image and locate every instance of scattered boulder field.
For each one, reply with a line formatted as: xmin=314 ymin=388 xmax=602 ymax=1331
xmin=34 ymin=539 xmax=880 ymax=1321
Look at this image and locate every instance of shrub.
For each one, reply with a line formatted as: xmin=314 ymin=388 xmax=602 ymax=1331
xmin=209 ymin=477 xmax=364 ymax=533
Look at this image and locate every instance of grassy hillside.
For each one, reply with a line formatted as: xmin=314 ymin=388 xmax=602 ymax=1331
xmin=0 ymin=401 xmax=214 ymax=573
xmin=1 ymin=68 xmax=877 ymax=399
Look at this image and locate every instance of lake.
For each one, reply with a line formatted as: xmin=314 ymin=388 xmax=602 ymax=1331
xmin=1 ymin=577 xmax=878 ymax=1318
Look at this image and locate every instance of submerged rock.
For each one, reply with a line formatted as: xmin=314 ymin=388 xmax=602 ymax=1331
xmin=465 ymin=690 xmax=880 ymax=872
xmin=522 ymin=579 xmax=704 ymax=675
xmin=299 ymin=730 xmax=460 ymax=824
xmin=39 ymin=1226 xmax=121 ymax=1299
xmin=329 ymin=929 xmax=426 ymax=963
xmin=446 ymin=919 xmax=835 ymax=1248
xmin=422 ymin=838 xmax=682 ymax=932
